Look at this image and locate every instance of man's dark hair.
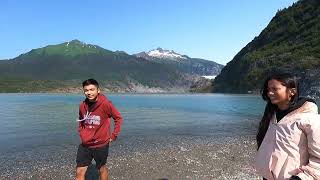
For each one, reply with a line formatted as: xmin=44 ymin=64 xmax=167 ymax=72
xmin=82 ymin=79 xmax=99 ymax=88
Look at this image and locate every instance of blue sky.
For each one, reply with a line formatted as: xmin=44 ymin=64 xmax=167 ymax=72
xmin=1 ymin=0 xmax=297 ymax=64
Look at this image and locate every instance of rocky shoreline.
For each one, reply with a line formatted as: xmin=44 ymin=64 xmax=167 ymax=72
xmin=0 ymin=136 xmax=260 ymax=180
xmin=45 ymin=84 xmax=189 ymax=94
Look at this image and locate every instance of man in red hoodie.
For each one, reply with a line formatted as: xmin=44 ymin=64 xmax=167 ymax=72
xmin=76 ymin=79 xmax=123 ymax=180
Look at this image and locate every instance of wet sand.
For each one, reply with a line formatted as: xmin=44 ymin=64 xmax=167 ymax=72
xmin=0 ymin=136 xmax=260 ymax=180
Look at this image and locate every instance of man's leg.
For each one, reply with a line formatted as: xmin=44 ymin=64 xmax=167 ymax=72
xmin=99 ymin=165 xmax=109 ymax=180
xmin=93 ymin=144 xmax=109 ymax=180
xmin=76 ymin=166 xmax=88 ymax=180
xmin=76 ymin=144 xmax=92 ymax=180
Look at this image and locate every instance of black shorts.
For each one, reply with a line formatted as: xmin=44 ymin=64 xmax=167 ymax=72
xmin=76 ymin=143 xmax=109 ymax=169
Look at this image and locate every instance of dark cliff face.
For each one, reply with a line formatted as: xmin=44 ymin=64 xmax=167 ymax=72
xmin=185 ymin=58 xmax=224 ymax=76
xmin=189 ymin=77 xmax=213 ymax=93
xmin=212 ymin=0 xmax=320 ymax=96
xmin=299 ymin=69 xmax=320 ymax=99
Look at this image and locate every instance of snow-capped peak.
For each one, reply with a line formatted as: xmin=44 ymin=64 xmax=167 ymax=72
xmin=146 ymin=48 xmax=187 ymax=59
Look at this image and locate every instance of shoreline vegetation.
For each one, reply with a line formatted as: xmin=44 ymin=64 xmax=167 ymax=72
xmin=0 ymin=83 xmax=189 ymax=94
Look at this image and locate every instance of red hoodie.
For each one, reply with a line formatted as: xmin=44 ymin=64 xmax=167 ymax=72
xmin=78 ymin=94 xmax=123 ymax=148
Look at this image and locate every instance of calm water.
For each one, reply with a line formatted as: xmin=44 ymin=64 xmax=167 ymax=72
xmin=0 ymin=93 xmax=264 ymax=155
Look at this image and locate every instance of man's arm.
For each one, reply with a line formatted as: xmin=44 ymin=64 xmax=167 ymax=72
xmin=108 ymin=101 xmax=123 ymax=141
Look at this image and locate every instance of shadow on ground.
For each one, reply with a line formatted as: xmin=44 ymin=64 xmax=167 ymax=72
xmin=85 ymin=165 xmax=99 ymax=180
xmin=85 ymin=165 xmax=169 ymax=180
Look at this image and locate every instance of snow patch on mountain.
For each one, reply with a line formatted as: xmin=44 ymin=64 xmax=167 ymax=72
xmin=65 ymin=40 xmax=97 ymax=48
xmin=201 ymin=75 xmax=216 ymax=80
xmin=146 ymin=48 xmax=187 ymax=60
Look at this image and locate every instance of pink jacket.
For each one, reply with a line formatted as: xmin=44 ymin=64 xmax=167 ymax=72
xmin=254 ymin=102 xmax=320 ymax=180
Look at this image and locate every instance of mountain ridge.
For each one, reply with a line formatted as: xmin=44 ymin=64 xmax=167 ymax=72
xmin=0 ymin=40 xmax=223 ymax=93
xmin=134 ymin=47 xmax=224 ymax=76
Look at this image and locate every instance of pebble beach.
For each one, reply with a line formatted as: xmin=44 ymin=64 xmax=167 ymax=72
xmin=0 ymin=135 xmax=260 ymax=180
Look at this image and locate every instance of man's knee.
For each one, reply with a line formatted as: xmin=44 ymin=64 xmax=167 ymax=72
xmin=99 ymin=165 xmax=108 ymax=173
xmin=76 ymin=166 xmax=88 ymax=177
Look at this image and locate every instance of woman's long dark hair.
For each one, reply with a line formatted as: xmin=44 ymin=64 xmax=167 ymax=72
xmin=256 ymin=72 xmax=300 ymax=148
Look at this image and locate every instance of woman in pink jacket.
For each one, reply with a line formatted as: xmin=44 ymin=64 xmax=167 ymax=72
xmin=254 ymin=72 xmax=320 ymax=180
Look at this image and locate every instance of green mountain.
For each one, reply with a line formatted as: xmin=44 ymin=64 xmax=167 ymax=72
xmin=212 ymin=0 xmax=320 ymax=96
xmin=0 ymin=40 xmax=201 ymax=93
xmin=19 ymin=39 xmax=113 ymax=58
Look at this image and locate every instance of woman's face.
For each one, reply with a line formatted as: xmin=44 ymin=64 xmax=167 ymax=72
xmin=267 ymin=79 xmax=293 ymax=110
